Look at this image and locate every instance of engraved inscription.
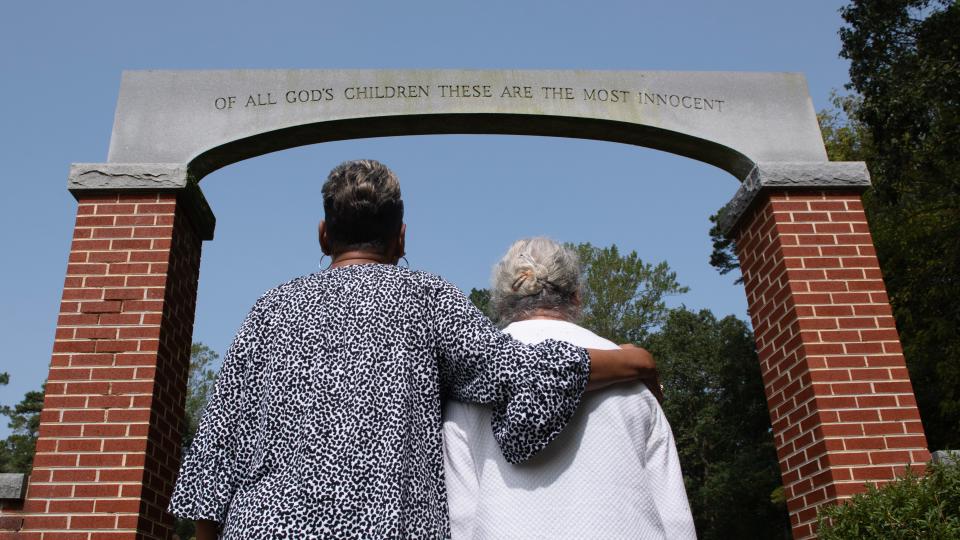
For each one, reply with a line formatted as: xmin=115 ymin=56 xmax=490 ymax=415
xmin=501 ymin=86 xmax=533 ymax=98
xmin=541 ymin=87 xmax=575 ymax=100
xmin=214 ymin=96 xmax=237 ymax=110
xmin=344 ymin=85 xmax=429 ymax=99
xmin=211 ymin=83 xmax=727 ymax=113
xmin=639 ymin=91 xmax=725 ymax=112
xmin=438 ymin=84 xmax=492 ymax=98
xmin=583 ymin=88 xmax=630 ymax=102
xmin=245 ymin=93 xmax=278 ymax=107
xmin=286 ymin=89 xmax=334 ymax=103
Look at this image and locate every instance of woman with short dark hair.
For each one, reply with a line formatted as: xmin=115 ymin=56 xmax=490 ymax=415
xmin=444 ymin=237 xmax=696 ymax=539
xmin=168 ymin=160 xmax=657 ymax=539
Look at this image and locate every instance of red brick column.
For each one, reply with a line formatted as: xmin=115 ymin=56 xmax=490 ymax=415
xmin=734 ymin=190 xmax=929 ymax=539
xmin=2 ymin=189 xmax=211 ymax=539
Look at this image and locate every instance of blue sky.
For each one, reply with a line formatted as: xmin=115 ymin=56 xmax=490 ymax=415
xmin=0 ymin=0 xmax=852 ymax=422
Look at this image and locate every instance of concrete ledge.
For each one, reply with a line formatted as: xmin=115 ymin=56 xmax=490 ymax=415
xmin=68 ymin=163 xmax=216 ymax=241
xmin=0 ymin=474 xmax=26 ymax=501
xmin=716 ymin=161 xmax=872 ymax=237
xmin=69 ymin=163 xmax=188 ymax=190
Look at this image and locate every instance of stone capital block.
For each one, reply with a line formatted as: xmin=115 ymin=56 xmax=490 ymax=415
xmin=716 ymin=161 xmax=872 ymax=236
xmin=68 ymin=163 xmax=216 ymax=240
xmin=0 ymin=474 xmax=26 ymax=501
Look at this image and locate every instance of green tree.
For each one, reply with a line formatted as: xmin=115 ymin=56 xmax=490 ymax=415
xmin=0 ymin=377 xmax=44 ymax=474
xmin=468 ymin=287 xmax=492 ymax=319
xmin=571 ymin=243 xmax=687 ymax=343
xmin=818 ymin=91 xmax=873 ymax=163
xmin=644 ymin=308 xmax=790 ymax=540
xmin=174 ymin=343 xmax=220 ymax=540
xmin=183 ymin=343 xmax=219 ymax=450
xmin=839 ymin=0 xmax=960 ymax=449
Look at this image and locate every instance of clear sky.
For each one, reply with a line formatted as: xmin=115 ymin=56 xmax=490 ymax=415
xmin=0 ymin=0 xmax=852 ymax=427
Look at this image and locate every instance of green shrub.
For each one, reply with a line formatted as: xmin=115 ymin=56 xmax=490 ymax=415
xmin=817 ymin=459 xmax=960 ymax=539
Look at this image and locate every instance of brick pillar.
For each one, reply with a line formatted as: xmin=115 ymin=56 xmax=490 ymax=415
xmin=734 ymin=190 xmax=929 ymax=539
xmin=3 ymin=182 xmax=213 ymax=539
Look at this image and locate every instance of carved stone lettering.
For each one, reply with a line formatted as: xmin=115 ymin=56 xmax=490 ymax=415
xmin=211 ymin=82 xmax=727 ymax=116
xmin=639 ymin=91 xmax=724 ymax=112
xmin=583 ymin=88 xmax=630 ymax=103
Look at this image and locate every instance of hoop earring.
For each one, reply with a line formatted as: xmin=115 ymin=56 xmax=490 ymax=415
xmin=318 ymin=254 xmax=328 ymax=270
xmin=400 ymin=256 xmax=410 ymax=269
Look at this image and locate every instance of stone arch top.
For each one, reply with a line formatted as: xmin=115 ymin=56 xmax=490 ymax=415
xmin=70 ymin=69 xmax=872 ymax=239
xmin=105 ymin=69 xmax=828 ymax=179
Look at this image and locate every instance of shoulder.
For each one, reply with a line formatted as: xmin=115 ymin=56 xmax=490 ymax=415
xmin=400 ymin=270 xmax=473 ymax=308
xmin=504 ymin=320 xmax=619 ymax=350
xmin=245 ymin=274 xmax=315 ymax=314
xmin=254 ymin=272 xmax=329 ymax=306
xmin=403 ymin=268 xmax=458 ymax=291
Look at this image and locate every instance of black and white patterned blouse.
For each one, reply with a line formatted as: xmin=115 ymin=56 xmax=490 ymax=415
xmin=168 ymin=264 xmax=590 ymax=538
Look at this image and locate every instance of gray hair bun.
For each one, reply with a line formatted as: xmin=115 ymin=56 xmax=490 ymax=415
xmin=511 ymin=252 xmax=551 ymax=296
xmin=490 ymin=237 xmax=582 ymax=325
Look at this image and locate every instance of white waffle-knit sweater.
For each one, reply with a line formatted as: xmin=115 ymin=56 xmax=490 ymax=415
xmin=443 ymin=319 xmax=697 ymax=540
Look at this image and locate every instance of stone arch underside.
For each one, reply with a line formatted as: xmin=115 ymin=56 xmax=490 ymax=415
xmin=187 ymin=113 xmax=755 ymax=182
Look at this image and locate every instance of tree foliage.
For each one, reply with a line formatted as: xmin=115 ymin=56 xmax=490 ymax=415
xmin=183 ymin=343 xmax=219 ymax=450
xmin=817 ymin=459 xmax=960 ymax=539
xmin=468 ymin=287 xmax=492 ymax=319
xmin=839 ymin=0 xmax=960 ymax=449
xmin=0 ymin=377 xmax=44 ymax=474
xmin=644 ymin=308 xmax=790 ymax=539
xmin=571 ymin=243 xmax=687 ymax=343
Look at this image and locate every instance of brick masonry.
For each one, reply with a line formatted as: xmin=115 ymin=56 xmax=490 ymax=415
xmin=734 ymin=190 xmax=929 ymax=539
xmin=0 ymin=192 xmax=203 ymax=539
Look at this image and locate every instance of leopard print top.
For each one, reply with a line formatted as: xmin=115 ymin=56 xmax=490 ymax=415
xmin=168 ymin=264 xmax=590 ymax=538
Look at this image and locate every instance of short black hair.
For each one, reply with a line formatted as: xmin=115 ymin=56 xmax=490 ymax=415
xmin=322 ymin=159 xmax=404 ymax=253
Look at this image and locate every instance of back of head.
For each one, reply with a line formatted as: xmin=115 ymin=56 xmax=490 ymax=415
xmin=322 ymin=159 xmax=404 ymax=253
xmin=490 ymin=237 xmax=582 ymax=326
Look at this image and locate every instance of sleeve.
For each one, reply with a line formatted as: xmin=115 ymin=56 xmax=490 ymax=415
xmin=641 ymin=399 xmax=698 ymax=540
xmin=167 ymin=293 xmax=272 ymax=522
xmin=430 ymin=279 xmax=590 ymax=464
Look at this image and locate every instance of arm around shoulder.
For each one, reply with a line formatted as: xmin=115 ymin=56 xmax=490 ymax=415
xmin=586 ymin=344 xmax=657 ymax=390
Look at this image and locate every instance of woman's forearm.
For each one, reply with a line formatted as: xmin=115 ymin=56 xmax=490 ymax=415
xmin=586 ymin=345 xmax=656 ymax=390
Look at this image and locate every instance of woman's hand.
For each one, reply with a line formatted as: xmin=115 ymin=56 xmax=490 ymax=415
xmin=642 ymin=372 xmax=665 ymax=403
xmin=618 ymin=345 xmax=664 ymax=401
xmin=585 ymin=344 xmax=658 ymax=390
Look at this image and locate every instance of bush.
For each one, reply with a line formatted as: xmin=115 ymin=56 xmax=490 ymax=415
xmin=817 ymin=459 xmax=960 ymax=539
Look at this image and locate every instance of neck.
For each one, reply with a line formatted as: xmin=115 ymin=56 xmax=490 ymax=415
xmin=523 ymin=309 xmax=570 ymax=322
xmin=328 ymin=250 xmax=395 ymax=268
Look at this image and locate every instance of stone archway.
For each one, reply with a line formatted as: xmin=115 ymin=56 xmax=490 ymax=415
xmin=1 ymin=70 xmax=929 ymax=540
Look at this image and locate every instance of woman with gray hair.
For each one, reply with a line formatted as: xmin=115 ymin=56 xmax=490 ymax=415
xmin=444 ymin=237 xmax=696 ymax=539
